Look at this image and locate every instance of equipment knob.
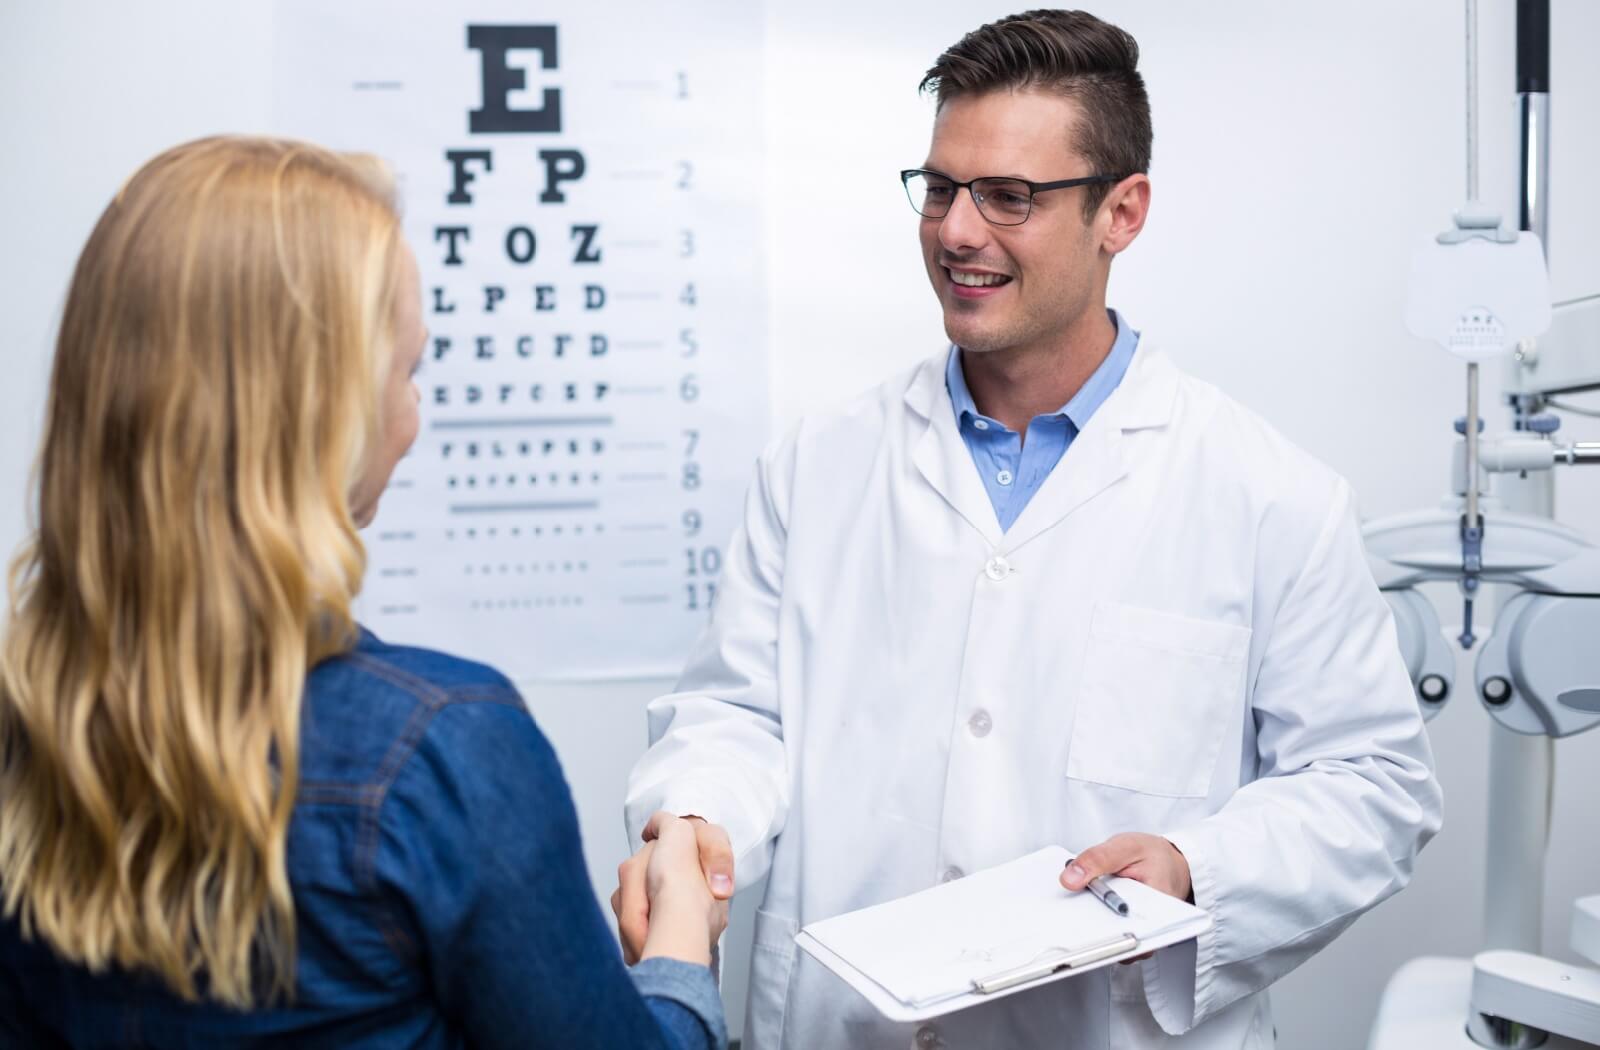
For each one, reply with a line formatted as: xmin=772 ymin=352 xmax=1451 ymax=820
xmin=1453 ymin=417 xmax=1486 ymax=435
xmin=1481 ymin=676 xmax=1513 ymax=706
xmin=1524 ymin=413 xmax=1561 ymax=435
xmin=1418 ymin=674 xmax=1449 ymax=704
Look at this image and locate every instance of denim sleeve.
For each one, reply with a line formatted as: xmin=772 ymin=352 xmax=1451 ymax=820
xmin=374 ymin=690 xmax=726 ymax=1050
xmin=631 ymin=957 xmax=729 ymax=1049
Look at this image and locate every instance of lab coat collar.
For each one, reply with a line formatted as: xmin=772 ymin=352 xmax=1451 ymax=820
xmin=905 ymin=336 xmax=1180 ymax=552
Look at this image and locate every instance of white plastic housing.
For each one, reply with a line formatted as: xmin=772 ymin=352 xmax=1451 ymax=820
xmin=1472 ymin=949 xmax=1600 ymax=1043
xmin=1406 ymin=233 xmax=1552 ymax=360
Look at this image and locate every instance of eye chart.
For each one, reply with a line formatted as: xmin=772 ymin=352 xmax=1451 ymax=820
xmin=274 ymin=3 xmax=767 ymax=679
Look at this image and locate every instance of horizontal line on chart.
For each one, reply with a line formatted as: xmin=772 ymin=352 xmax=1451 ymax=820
xmin=388 ymin=479 xmax=415 ymax=489
xmin=376 ymin=532 xmax=416 ymax=541
xmin=615 ymin=341 xmax=664 ymax=351
xmin=621 ymin=559 xmax=669 ymax=569
xmin=612 ymin=291 xmax=663 ymax=302
xmin=618 ymin=472 xmax=669 ymax=482
xmin=610 ymin=170 xmax=665 ymax=180
xmin=378 ymin=568 xmax=418 ymax=577
xmin=620 ymin=522 xmax=669 ymax=533
xmin=353 ymin=81 xmax=404 ymax=91
xmin=611 ymin=240 xmax=661 ymax=250
xmin=615 ymin=441 xmax=668 ymax=451
xmin=378 ymin=605 xmax=418 ymax=615
xmin=615 ymin=386 xmax=666 ymax=396
xmin=620 ymin=594 xmax=671 ymax=605
xmin=449 ymin=501 xmax=600 ymax=514
xmin=431 ymin=416 xmax=614 ymax=430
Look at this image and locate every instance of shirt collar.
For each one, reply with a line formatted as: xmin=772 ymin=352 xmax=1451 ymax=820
xmin=945 ymin=309 xmax=1142 ymax=433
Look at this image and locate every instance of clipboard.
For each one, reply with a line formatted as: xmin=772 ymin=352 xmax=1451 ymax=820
xmin=793 ymin=846 xmax=1211 ymax=1022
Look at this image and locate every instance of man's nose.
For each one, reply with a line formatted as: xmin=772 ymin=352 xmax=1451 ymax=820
xmin=938 ymin=186 xmax=990 ymax=253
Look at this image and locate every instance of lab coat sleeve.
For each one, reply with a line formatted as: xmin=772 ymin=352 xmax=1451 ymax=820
xmin=1144 ymin=477 xmax=1443 ymax=1035
xmin=624 ymin=442 xmax=791 ymax=890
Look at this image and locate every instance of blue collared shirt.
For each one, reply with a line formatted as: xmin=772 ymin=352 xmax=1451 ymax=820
xmin=946 ymin=310 xmax=1140 ymax=532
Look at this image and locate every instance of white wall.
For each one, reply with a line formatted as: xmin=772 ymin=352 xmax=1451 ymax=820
xmin=3 ymin=3 xmax=1598 ymax=1047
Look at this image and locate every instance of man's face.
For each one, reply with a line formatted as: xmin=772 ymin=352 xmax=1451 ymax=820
xmin=919 ymin=89 xmax=1104 ymax=356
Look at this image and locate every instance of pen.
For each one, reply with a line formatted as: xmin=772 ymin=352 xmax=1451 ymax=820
xmin=1066 ymin=860 xmax=1131 ymax=916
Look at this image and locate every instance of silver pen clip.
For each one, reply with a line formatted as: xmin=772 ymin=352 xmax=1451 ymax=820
xmin=971 ymin=932 xmax=1140 ymax=995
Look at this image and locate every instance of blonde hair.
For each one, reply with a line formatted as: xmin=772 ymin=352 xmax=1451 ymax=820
xmin=0 ymin=136 xmax=404 ymax=1007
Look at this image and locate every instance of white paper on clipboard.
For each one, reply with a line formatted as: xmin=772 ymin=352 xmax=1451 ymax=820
xmin=793 ymin=846 xmax=1211 ymax=1023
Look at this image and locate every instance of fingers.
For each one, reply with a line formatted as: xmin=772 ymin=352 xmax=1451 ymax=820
xmin=695 ymin=822 xmax=736 ymax=899
xmin=614 ymin=842 xmax=654 ymax=964
xmin=640 ymin=809 xmax=672 ymax=843
xmin=1060 ymin=834 xmax=1146 ymax=891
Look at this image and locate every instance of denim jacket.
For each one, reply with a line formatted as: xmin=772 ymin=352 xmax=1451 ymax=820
xmin=0 ymin=629 xmax=727 ymax=1050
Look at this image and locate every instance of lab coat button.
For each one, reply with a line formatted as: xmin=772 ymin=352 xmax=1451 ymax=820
xmin=973 ymin=418 xmax=989 ymax=430
xmin=984 ymin=556 xmax=1010 ymax=581
xmin=914 ymin=1023 xmax=942 ymax=1049
xmin=940 ymin=866 xmax=963 ymax=883
xmin=968 ymin=709 xmax=992 ymax=737
xmin=996 ymin=469 xmax=1014 ymax=486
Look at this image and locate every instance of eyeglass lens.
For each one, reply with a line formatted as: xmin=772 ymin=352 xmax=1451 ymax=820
xmin=904 ymin=172 xmax=1033 ymax=225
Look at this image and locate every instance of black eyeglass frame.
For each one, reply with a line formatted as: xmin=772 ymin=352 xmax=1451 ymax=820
xmin=899 ymin=168 xmax=1129 ymax=225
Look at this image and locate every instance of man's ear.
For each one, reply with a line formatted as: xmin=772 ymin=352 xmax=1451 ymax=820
xmin=1100 ymin=174 xmax=1151 ymax=256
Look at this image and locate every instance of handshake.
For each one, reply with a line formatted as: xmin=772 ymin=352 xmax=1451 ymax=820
xmin=607 ymin=818 xmax=1193 ymax=970
xmin=610 ymin=811 xmax=738 ymax=965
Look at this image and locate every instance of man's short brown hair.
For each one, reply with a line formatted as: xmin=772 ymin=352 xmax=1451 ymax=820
xmin=921 ymin=9 xmax=1152 ymax=218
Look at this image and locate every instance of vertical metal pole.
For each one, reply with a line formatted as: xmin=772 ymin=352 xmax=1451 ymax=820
xmin=1482 ymin=0 xmax=1553 ymax=958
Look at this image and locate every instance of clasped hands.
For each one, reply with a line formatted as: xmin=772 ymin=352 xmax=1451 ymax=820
xmin=611 ymin=812 xmax=736 ymax=965
xmin=612 ymin=819 xmax=1189 ymax=966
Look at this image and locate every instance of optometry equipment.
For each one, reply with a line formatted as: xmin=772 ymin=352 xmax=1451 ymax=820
xmin=1366 ymin=2 xmax=1600 ymax=1047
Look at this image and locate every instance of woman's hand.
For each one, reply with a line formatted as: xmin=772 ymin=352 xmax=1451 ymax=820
xmin=632 ymin=812 xmax=730 ymax=966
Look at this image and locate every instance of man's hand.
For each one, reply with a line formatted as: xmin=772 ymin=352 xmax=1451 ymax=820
xmin=1060 ymin=833 xmax=1192 ymax=962
xmin=611 ymin=812 xmax=735 ymax=964
xmin=1060 ymin=832 xmax=1192 ymax=902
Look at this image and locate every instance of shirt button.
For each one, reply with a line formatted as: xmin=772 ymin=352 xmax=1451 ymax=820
xmin=940 ymin=866 xmax=963 ymax=883
xmin=968 ymin=709 xmax=992 ymax=737
xmin=973 ymin=419 xmax=990 ymax=430
xmin=915 ymin=1024 xmax=942 ymax=1049
xmin=984 ymin=556 xmax=1011 ymax=581
xmin=996 ymin=469 xmax=1014 ymax=486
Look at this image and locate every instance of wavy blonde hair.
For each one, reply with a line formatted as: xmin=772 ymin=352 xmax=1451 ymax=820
xmin=0 ymin=136 xmax=404 ymax=1007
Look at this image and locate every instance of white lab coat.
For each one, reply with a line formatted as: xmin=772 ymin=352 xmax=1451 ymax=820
xmin=626 ymin=340 xmax=1442 ymax=1050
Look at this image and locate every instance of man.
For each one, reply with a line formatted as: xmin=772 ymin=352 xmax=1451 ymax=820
xmin=616 ymin=10 xmax=1441 ymax=1048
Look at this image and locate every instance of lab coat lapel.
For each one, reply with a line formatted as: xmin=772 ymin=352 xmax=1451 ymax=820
xmin=1001 ymin=342 xmax=1180 ymax=554
xmin=905 ymin=353 xmax=1005 ymax=548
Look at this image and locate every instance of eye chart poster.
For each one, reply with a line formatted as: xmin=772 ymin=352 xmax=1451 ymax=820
xmin=274 ymin=3 xmax=767 ymax=679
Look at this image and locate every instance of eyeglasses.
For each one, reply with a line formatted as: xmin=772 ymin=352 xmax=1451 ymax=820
xmin=900 ymin=169 xmax=1127 ymax=226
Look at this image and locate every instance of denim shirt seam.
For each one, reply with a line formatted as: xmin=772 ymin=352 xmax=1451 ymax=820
xmin=340 ymin=655 xmax=526 ymax=966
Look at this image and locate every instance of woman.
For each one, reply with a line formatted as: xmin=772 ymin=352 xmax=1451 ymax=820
xmin=0 ymin=136 xmax=727 ymax=1049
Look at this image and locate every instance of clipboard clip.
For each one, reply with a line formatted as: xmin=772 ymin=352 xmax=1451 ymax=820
xmin=970 ymin=932 xmax=1140 ymax=995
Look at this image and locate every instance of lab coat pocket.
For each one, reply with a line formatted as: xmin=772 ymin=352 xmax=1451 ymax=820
xmin=1066 ymin=602 xmax=1251 ymax=798
xmin=745 ymin=908 xmax=799 ymax=1050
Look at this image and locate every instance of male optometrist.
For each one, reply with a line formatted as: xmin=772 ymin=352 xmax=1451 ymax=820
xmin=616 ymin=9 xmax=1442 ymax=1049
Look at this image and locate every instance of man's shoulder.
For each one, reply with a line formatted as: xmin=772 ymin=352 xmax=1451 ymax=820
xmin=763 ymin=352 xmax=938 ymax=460
xmin=1158 ymin=351 xmax=1344 ymax=489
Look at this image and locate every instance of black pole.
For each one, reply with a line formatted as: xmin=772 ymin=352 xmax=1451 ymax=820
xmin=1516 ymin=0 xmax=1549 ymax=96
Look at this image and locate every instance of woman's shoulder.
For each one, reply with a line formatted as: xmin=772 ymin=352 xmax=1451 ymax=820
xmin=317 ymin=627 xmax=516 ymax=696
xmin=298 ymin=628 xmax=544 ymax=792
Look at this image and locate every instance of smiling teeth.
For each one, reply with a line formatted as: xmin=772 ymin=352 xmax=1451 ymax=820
xmin=950 ymin=271 xmax=1008 ymax=287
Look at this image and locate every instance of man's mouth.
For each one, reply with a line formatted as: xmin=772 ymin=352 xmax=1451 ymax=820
xmin=949 ymin=269 xmax=1012 ymax=287
xmin=944 ymin=266 xmax=1013 ymax=296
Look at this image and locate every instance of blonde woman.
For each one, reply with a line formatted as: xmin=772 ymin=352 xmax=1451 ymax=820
xmin=0 ymin=137 xmax=728 ymax=1049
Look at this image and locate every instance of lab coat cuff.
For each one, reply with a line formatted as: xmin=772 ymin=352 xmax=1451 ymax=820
xmin=1144 ymin=827 xmax=1220 ymax=1035
xmin=654 ymin=783 xmax=769 ymax=891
